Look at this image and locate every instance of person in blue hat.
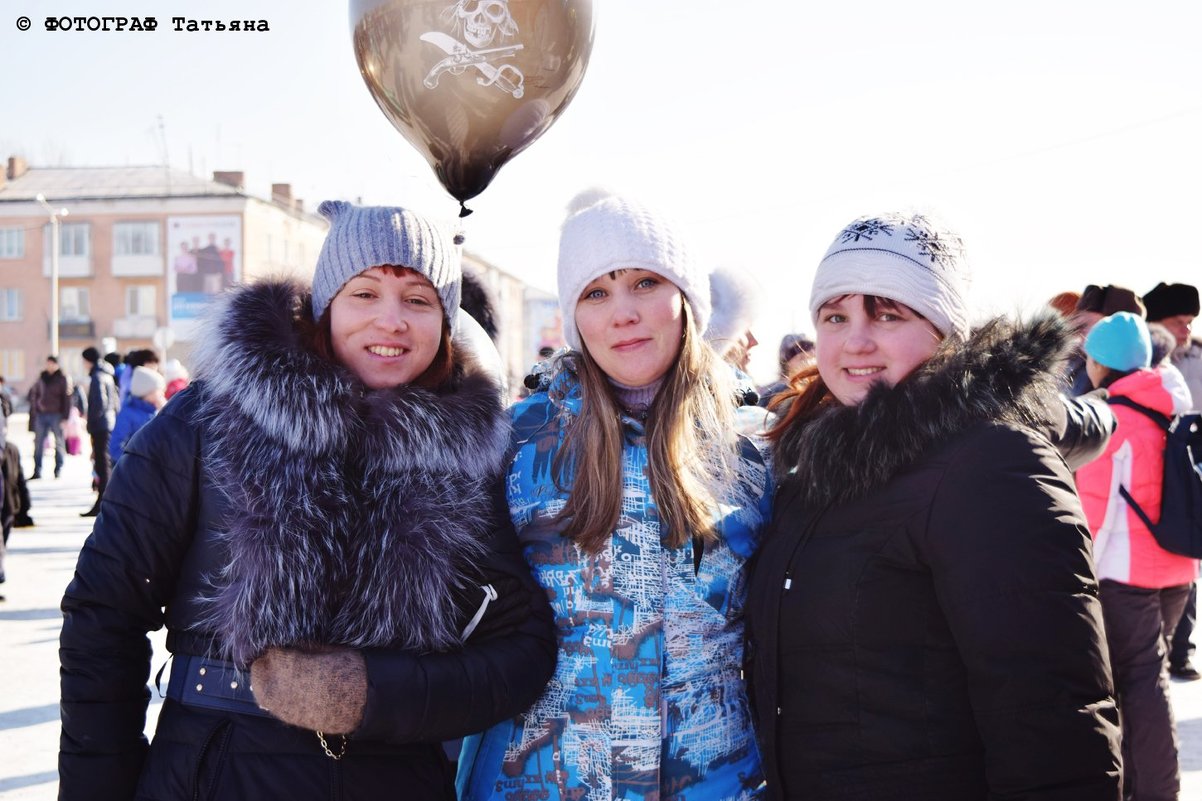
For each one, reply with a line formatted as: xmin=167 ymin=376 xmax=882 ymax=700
xmin=1077 ymin=310 xmax=1196 ymax=801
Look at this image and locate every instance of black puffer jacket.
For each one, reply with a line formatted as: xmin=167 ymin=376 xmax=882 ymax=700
xmin=59 ymin=280 xmax=557 ymax=801
xmin=85 ymin=360 xmax=119 ymax=435
xmin=745 ymin=316 xmax=1122 ymax=801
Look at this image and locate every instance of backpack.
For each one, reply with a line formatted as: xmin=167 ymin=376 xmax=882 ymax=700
xmin=1108 ymin=395 xmax=1202 ymax=558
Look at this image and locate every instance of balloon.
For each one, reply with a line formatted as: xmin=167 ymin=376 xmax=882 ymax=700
xmin=350 ymin=0 xmax=595 ymax=214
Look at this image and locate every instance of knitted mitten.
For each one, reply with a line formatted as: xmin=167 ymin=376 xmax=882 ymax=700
xmin=251 ymin=646 xmax=367 ymax=734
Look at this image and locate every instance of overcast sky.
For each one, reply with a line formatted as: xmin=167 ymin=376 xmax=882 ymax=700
xmin=4 ymin=0 xmax=1199 ymax=380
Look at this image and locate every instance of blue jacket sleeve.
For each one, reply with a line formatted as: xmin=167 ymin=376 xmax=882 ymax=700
xmin=108 ymin=409 xmax=133 ymax=464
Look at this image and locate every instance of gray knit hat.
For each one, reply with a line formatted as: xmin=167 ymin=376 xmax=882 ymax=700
xmin=810 ymin=212 xmax=972 ymax=340
xmin=312 ymin=200 xmax=463 ymax=324
xmin=557 ymin=189 xmax=710 ymax=351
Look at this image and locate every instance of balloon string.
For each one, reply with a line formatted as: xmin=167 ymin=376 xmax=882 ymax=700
xmin=459 ymin=202 xmax=473 ymax=218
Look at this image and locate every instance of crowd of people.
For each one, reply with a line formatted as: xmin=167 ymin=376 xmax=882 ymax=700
xmin=27 ymin=191 xmax=1197 ymax=801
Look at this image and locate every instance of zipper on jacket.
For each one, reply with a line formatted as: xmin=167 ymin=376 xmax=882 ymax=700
xmin=773 ymin=504 xmax=828 ymax=723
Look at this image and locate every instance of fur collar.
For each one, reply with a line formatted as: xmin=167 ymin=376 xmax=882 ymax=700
xmin=190 ymin=279 xmax=511 ymax=665
xmin=776 ymin=314 xmax=1072 ymax=510
xmin=191 ymin=279 xmax=507 ymax=478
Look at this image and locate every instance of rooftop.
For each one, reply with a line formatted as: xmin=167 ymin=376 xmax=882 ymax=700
xmin=0 ymin=164 xmax=243 ymax=203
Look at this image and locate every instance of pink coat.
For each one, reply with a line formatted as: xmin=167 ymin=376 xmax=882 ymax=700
xmin=1077 ymin=367 xmax=1198 ymax=589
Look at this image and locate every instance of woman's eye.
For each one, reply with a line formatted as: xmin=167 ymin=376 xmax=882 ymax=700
xmin=352 ymin=291 xmax=375 ymax=300
xmin=407 ymin=296 xmax=433 ymax=306
xmin=878 ymin=313 xmax=899 ymax=322
xmin=583 ymin=288 xmax=606 ymax=301
xmin=822 ymin=313 xmax=845 ymax=324
xmin=635 ymin=277 xmax=659 ymax=290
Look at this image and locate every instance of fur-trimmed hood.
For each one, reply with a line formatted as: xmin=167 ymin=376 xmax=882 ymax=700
xmin=775 ymin=314 xmax=1073 ymax=511
xmin=189 ymin=279 xmax=511 ymax=665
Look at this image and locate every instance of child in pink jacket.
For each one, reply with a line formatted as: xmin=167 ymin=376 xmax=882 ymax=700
xmin=1076 ymin=311 xmax=1196 ymax=801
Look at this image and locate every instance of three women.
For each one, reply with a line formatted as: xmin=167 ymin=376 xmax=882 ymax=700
xmin=60 ymin=201 xmax=556 ymax=801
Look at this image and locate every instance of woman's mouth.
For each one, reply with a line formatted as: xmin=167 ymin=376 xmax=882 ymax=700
xmin=367 ymin=345 xmax=406 ymax=357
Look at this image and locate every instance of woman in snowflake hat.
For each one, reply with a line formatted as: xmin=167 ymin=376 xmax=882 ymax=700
xmin=744 ymin=212 xmax=1123 ymax=800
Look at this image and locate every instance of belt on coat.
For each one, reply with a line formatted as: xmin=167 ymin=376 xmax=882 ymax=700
xmin=164 ymin=653 xmax=273 ymax=719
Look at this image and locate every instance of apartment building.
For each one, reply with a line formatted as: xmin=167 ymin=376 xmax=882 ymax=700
xmin=0 ymin=157 xmax=328 ymax=394
xmin=0 ymin=156 xmax=561 ymax=399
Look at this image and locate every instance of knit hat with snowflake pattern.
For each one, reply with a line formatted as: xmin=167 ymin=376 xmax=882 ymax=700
xmin=557 ymin=188 xmax=710 ymax=352
xmin=311 ymin=200 xmax=464 ymax=324
xmin=809 ymin=212 xmax=972 ymax=340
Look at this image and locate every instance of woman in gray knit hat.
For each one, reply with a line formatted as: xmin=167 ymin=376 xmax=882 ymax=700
xmin=59 ymin=201 xmax=555 ymax=801
xmin=745 ymin=212 xmax=1123 ymax=800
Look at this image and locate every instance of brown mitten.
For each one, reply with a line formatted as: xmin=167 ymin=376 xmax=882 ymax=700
xmin=250 ymin=646 xmax=367 ymax=734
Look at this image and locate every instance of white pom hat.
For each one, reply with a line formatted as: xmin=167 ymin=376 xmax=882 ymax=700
xmin=556 ymin=189 xmax=710 ymax=351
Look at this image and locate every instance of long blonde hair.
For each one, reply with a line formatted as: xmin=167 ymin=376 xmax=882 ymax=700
xmin=553 ymin=303 xmax=738 ymax=554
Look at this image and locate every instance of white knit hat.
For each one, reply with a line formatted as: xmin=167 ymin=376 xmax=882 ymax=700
xmin=810 ymin=212 xmax=972 ymax=340
xmin=557 ymin=189 xmax=710 ymax=351
xmin=129 ymin=365 xmax=166 ymax=399
xmin=312 ymin=200 xmax=464 ymax=325
xmin=705 ymin=265 xmax=761 ymax=349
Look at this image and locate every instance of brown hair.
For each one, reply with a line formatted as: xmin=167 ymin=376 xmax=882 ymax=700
xmin=297 ymin=266 xmax=455 ymax=390
xmin=553 ymin=302 xmax=737 ymax=554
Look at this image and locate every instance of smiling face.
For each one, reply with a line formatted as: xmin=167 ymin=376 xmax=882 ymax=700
xmin=815 ymin=294 xmax=943 ymax=406
xmin=329 ymin=266 xmax=445 ymax=389
xmin=574 ymin=269 xmax=685 ymax=387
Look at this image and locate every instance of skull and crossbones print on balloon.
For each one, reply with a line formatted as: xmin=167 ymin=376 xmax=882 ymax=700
xmin=421 ymin=0 xmax=526 ymax=98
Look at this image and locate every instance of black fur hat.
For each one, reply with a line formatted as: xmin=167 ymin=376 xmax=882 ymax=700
xmin=1143 ymin=282 xmax=1200 ymax=322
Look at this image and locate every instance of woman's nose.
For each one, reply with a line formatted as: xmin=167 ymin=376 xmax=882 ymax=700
xmin=612 ymin=300 xmax=639 ymax=326
xmin=843 ymin=325 xmax=875 ymax=353
xmin=375 ymin=301 xmax=409 ymax=331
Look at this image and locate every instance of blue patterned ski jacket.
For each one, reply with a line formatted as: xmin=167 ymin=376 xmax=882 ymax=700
xmin=458 ymin=365 xmax=773 ymax=801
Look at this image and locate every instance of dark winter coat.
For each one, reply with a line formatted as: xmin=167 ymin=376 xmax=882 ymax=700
xmin=85 ymin=360 xmax=119 ymax=435
xmin=59 ymin=279 xmax=557 ymax=801
xmin=30 ymin=368 xmax=72 ymax=417
xmin=745 ymin=316 xmax=1122 ymax=801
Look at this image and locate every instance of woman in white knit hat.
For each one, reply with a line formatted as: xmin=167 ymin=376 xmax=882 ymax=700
xmin=59 ymin=201 xmax=555 ymax=801
xmin=458 ymin=190 xmax=773 ymax=801
xmin=744 ymin=213 xmax=1123 ymax=800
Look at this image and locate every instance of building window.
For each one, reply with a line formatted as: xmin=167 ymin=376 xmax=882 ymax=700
xmin=0 ymin=227 xmax=24 ymax=259
xmin=0 ymin=288 xmax=21 ymax=321
xmin=114 ymin=221 xmax=160 ymax=256
xmin=45 ymin=222 xmax=90 ymax=257
xmin=126 ymin=285 xmax=156 ymax=316
xmin=0 ymin=349 xmax=24 ymax=381
xmin=60 ymin=286 xmax=90 ymax=321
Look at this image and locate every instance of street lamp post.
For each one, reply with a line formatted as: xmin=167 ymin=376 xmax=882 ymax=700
xmin=35 ymin=193 xmax=68 ymax=358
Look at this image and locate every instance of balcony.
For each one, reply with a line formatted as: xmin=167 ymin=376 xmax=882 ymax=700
xmin=56 ymin=320 xmax=95 ymax=339
xmin=43 ymin=255 xmax=92 ymax=278
xmin=112 ymin=315 xmax=159 ymax=339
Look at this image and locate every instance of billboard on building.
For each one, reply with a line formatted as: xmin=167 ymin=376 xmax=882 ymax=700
xmin=167 ymin=215 xmax=242 ymax=339
xmin=524 ymin=296 xmax=564 ymax=364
